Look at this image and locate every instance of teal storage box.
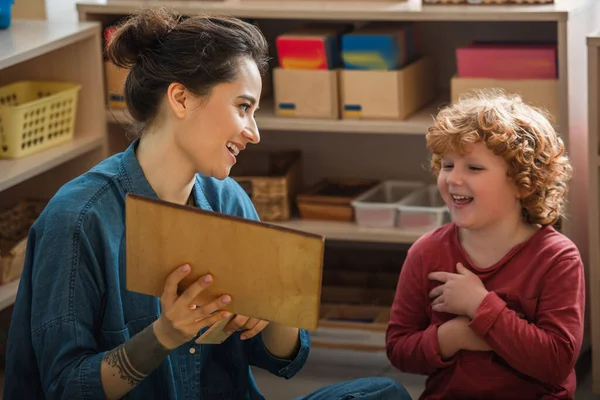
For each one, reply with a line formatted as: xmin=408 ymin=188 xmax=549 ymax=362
xmin=0 ymin=0 xmax=12 ymax=29
xmin=341 ymin=22 xmax=420 ymax=70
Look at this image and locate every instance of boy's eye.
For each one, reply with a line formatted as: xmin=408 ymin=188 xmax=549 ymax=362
xmin=441 ymin=163 xmax=453 ymax=170
xmin=469 ymin=166 xmax=484 ymax=171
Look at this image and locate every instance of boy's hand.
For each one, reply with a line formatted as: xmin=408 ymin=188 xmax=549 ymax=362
xmin=453 ymin=316 xmax=492 ymax=352
xmin=428 ymin=263 xmax=489 ymax=318
xmin=438 ymin=317 xmax=492 ymax=360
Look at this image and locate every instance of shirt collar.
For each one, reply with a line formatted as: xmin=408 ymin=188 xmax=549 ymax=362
xmin=119 ymin=139 xmax=159 ymax=199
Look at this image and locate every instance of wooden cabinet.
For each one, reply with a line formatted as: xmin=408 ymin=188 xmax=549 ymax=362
xmin=76 ymin=0 xmax=599 ymax=374
xmin=0 ymin=20 xmax=107 ymax=311
xmin=586 ymin=31 xmax=600 ymax=395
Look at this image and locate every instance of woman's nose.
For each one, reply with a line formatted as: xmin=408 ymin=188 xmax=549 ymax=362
xmin=243 ymin=122 xmax=260 ymax=144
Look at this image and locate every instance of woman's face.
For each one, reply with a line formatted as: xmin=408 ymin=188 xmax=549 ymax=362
xmin=173 ymin=57 xmax=262 ymax=180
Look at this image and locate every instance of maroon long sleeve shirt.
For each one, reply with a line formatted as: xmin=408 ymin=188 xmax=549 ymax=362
xmin=386 ymin=223 xmax=585 ymax=400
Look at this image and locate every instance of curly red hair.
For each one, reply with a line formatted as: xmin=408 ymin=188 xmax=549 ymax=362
xmin=426 ymin=90 xmax=572 ymax=226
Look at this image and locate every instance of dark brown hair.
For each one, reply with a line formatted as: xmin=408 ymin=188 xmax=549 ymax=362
xmin=106 ymin=8 xmax=269 ymax=135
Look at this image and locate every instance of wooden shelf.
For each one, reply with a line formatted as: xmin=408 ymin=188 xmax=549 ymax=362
xmin=0 ymin=279 xmax=19 ymax=313
xmin=0 ymin=20 xmax=99 ymax=70
xmin=0 ymin=135 xmax=104 ymax=192
xmin=269 ymin=219 xmax=424 ymax=244
xmin=107 ymin=96 xmax=445 ymax=135
xmin=76 ymin=0 xmax=587 ymax=22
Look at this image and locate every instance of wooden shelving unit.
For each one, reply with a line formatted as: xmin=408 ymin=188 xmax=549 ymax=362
xmin=77 ymin=0 xmax=600 ymax=369
xmin=587 ymin=31 xmax=600 ymax=395
xmin=107 ymin=95 xmax=445 ymax=135
xmin=271 ymin=219 xmax=423 ymax=244
xmin=0 ymin=20 xmax=107 ymax=310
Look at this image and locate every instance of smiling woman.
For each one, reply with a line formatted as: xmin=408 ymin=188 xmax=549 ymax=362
xmin=3 ymin=7 xmax=410 ymax=400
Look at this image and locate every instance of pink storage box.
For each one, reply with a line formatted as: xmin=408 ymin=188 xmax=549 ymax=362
xmin=456 ymin=43 xmax=557 ymax=80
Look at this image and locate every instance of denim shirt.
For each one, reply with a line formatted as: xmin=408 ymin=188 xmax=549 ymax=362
xmin=4 ymin=140 xmax=310 ymax=399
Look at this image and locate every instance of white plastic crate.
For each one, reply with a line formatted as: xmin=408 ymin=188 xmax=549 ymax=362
xmin=351 ymin=181 xmax=424 ymax=228
xmin=396 ymin=185 xmax=451 ymax=231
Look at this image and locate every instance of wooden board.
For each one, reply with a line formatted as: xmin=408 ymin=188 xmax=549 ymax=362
xmin=125 ymin=194 xmax=325 ymax=331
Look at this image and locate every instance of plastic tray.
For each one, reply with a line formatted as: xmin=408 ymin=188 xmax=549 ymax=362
xmin=396 ymin=185 xmax=450 ymax=231
xmin=351 ymin=181 xmax=424 ymax=228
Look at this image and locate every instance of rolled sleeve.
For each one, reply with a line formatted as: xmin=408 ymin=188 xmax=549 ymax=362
xmin=32 ymin=318 xmax=106 ymax=398
xmin=245 ymin=329 xmax=310 ymax=379
xmin=469 ymin=292 xmax=506 ymax=337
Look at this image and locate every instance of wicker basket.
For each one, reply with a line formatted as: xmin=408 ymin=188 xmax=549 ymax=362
xmin=0 ymin=199 xmax=47 ymax=284
xmin=230 ymin=150 xmax=302 ymax=221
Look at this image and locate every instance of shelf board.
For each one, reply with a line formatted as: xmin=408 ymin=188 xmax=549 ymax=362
xmin=76 ymin=0 xmax=586 ymax=22
xmin=269 ymin=219 xmax=424 ymax=244
xmin=0 ymin=279 xmax=19 ymax=312
xmin=0 ymin=20 xmax=100 ymax=70
xmin=0 ymin=134 xmax=104 ymax=192
xmin=107 ymin=96 xmax=445 ymax=135
xmin=588 ymin=33 xmax=600 ymax=48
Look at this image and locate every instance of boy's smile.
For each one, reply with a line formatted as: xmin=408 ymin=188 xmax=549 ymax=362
xmin=438 ymin=142 xmax=521 ymax=232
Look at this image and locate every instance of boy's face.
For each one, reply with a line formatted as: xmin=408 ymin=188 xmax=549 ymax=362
xmin=437 ymin=142 xmax=522 ymax=231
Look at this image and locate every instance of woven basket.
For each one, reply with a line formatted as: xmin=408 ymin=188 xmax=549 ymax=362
xmin=230 ymin=150 xmax=302 ymax=221
xmin=0 ymin=199 xmax=47 ymax=284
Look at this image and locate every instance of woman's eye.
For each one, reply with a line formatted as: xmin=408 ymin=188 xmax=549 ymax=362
xmin=239 ymin=103 xmax=251 ymax=113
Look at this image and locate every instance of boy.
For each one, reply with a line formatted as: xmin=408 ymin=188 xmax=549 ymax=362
xmin=386 ymin=91 xmax=584 ymax=400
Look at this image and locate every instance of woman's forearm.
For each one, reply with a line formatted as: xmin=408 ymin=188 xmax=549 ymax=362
xmin=260 ymin=323 xmax=300 ymax=360
xmin=100 ymin=322 xmax=172 ymax=399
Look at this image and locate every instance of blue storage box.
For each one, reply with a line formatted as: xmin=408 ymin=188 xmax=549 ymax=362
xmin=0 ymin=0 xmax=13 ymax=29
xmin=341 ymin=22 xmax=420 ymax=70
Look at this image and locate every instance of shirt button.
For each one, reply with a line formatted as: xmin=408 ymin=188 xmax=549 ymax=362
xmin=189 ymin=347 xmax=196 ymax=355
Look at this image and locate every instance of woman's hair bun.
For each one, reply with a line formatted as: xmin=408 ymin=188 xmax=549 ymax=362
xmin=106 ymin=8 xmax=179 ymax=69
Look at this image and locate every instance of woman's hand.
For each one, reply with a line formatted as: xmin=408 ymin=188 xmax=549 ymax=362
xmin=223 ymin=315 xmax=270 ymax=340
xmin=153 ymin=264 xmax=233 ymax=350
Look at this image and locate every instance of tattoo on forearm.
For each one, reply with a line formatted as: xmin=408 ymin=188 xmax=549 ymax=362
xmin=103 ymin=345 xmax=145 ymax=386
xmin=102 ymin=323 xmax=172 ymax=386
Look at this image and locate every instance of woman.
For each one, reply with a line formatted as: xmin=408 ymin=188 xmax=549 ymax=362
xmin=4 ymin=8 xmax=412 ymax=400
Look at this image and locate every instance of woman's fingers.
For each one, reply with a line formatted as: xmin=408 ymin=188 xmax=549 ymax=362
xmin=240 ymin=320 xmax=270 ymax=340
xmin=162 ymin=264 xmax=192 ymax=305
xmin=223 ymin=315 xmax=249 ymax=334
xmin=194 ymin=295 xmax=232 ymax=321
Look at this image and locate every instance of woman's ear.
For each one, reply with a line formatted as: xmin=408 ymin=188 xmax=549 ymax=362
xmin=166 ymin=83 xmax=187 ymax=119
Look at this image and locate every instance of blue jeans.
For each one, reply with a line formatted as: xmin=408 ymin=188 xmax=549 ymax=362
xmin=296 ymin=377 xmax=412 ymax=400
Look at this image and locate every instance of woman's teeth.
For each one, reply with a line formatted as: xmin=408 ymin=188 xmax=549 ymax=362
xmin=226 ymin=142 xmax=240 ymax=156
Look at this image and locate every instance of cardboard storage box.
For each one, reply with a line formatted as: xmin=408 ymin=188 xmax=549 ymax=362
xmin=340 ymin=57 xmax=435 ymax=120
xmin=273 ymin=67 xmax=340 ymax=119
xmin=450 ymin=76 xmax=560 ymax=124
xmin=104 ymin=61 xmax=128 ymax=109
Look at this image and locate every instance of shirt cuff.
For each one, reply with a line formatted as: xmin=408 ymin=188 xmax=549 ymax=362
xmin=79 ymin=352 xmax=106 ymax=398
xmin=249 ymin=329 xmax=310 ymax=379
xmin=422 ymin=323 xmax=456 ymax=369
xmin=469 ymin=291 xmax=506 ymax=337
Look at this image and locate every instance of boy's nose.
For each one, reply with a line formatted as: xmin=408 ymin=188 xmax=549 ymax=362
xmin=446 ymin=169 xmax=463 ymax=186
